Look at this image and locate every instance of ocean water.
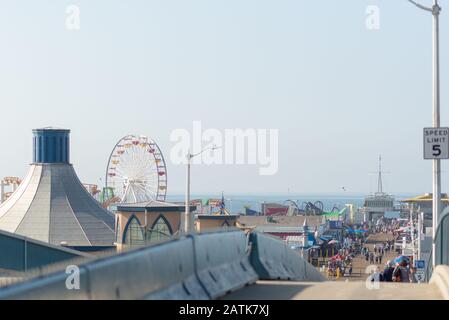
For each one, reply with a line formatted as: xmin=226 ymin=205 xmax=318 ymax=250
xmin=165 ymin=193 xmax=415 ymax=215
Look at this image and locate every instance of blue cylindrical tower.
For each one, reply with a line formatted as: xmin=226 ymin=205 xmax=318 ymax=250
xmin=32 ymin=128 xmax=70 ymax=163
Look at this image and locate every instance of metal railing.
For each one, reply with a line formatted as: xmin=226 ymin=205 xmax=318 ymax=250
xmin=427 ymin=251 xmax=434 ymax=280
xmin=425 ymin=206 xmax=449 ymax=281
xmin=435 ymin=208 xmax=449 ymax=267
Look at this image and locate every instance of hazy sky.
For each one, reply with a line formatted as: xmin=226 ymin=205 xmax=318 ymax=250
xmin=0 ymin=0 xmax=448 ymax=195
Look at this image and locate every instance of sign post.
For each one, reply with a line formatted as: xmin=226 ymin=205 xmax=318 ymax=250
xmin=414 ymin=260 xmax=426 ymax=283
xmin=423 ymin=127 xmax=449 ymax=159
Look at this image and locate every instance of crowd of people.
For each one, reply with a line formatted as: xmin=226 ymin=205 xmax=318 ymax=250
xmin=326 ymin=257 xmax=353 ymax=279
xmin=324 ymin=217 xmax=415 ymax=283
xmin=373 ymin=218 xmax=414 ymax=282
xmin=379 ymin=256 xmax=412 ymax=282
xmin=361 ymin=240 xmax=394 ymax=266
xmin=373 ymin=222 xmax=396 ymax=234
xmin=325 ymin=233 xmax=367 ymax=279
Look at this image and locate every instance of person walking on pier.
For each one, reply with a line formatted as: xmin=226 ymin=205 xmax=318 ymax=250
xmin=393 ymin=257 xmax=411 ymax=283
xmin=382 ymin=261 xmax=395 ymax=282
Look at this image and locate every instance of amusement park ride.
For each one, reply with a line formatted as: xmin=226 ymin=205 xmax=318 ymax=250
xmin=284 ymin=200 xmax=345 ymax=217
xmin=83 ymin=183 xmax=100 ymax=198
xmin=104 ymin=134 xmax=167 ymax=205
xmin=0 ymin=177 xmax=21 ymax=204
xmin=253 ymin=200 xmax=345 ymax=217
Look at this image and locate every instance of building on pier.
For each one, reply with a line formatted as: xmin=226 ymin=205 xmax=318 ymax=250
xmin=360 ymin=156 xmax=395 ymax=223
xmin=0 ymin=128 xmax=115 ymax=251
xmin=400 ymin=193 xmax=449 ymax=229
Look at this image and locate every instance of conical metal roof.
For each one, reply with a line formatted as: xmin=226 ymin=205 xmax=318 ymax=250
xmin=0 ymin=163 xmax=115 ymax=247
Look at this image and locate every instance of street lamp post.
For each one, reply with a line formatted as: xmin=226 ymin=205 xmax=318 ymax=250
xmin=418 ymin=210 xmax=423 ymax=260
xmin=408 ymin=0 xmax=442 ymax=269
xmin=226 ymin=198 xmax=233 ymax=213
xmin=184 ymin=145 xmax=220 ymax=234
xmin=410 ymin=204 xmax=417 ymax=263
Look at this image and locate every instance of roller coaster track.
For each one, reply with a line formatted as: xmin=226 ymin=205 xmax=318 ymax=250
xmin=300 ymin=201 xmax=324 ymax=215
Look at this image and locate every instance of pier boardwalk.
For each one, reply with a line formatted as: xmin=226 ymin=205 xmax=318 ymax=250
xmin=315 ymin=231 xmax=397 ymax=282
xmin=334 ymin=232 xmax=397 ymax=282
xmin=224 ymin=231 xmax=443 ymax=300
xmin=223 ymin=280 xmax=442 ymax=300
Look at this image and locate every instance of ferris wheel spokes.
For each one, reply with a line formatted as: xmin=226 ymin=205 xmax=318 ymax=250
xmin=106 ymin=134 xmax=168 ymax=204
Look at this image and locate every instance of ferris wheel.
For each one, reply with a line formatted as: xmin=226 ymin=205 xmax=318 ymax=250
xmin=105 ymin=134 xmax=167 ymax=204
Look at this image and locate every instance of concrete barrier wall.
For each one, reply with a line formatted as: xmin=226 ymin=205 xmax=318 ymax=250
xmin=0 ymin=238 xmax=209 ymax=300
xmin=192 ymin=231 xmax=258 ymax=299
xmin=0 ymin=230 xmax=325 ymax=300
xmin=0 ymin=267 xmax=91 ymax=300
xmin=435 ymin=208 xmax=449 ymax=267
xmin=250 ymin=232 xmax=325 ymax=282
xmin=250 ymin=232 xmax=291 ymax=280
xmin=87 ymin=237 xmax=208 ymax=300
xmin=0 ymin=232 xmax=255 ymax=300
xmin=430 ymin=265 xmax=449 ymax=300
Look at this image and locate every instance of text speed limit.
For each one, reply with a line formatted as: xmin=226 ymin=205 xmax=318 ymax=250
xmin=424 ymin=127 xmax=449 ymax=159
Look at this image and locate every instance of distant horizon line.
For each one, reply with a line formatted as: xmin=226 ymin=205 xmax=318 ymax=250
xmin=165 ymin=191 xmax=429 ymax=197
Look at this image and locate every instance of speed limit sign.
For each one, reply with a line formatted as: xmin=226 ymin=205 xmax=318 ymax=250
xmin=423 ymin=127 xmax=449 ymax=159
xmin=415 ymin=270 xmax=425 ymax=282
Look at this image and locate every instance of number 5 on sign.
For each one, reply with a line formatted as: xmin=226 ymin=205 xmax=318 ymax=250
xmin=423 ymin=127 xmax=449 ymax=159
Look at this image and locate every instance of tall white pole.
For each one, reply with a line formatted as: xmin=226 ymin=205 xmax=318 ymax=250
xmin=410 ymin=204 xmax=416 ymax=263
xmin=408 ymin=0 xmax=443 ymax=271
xmin=184 ymin=153 xmax=192 ymax=234
xmin=144 ymin=208 xmax=148 ymax=243
xmin=418 ymin=211 xmax=423 ymax=260
xmin=0 ymin=180 xmax=4 ymax=204
xmin=432 ymin=0 xmax=441 ymax=269
xmin=183 ymin=145 xmax=219 ymax=234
